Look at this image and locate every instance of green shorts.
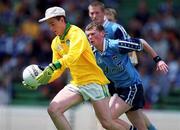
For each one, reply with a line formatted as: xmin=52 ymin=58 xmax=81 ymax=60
xmin=65 ymin=83 xmax=110 ymax=101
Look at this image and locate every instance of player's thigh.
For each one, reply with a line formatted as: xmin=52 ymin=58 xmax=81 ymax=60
xmin=50 ymin=86 xmax=83 ymax=113
xmin=91 ymin=97 xmax=112 ymax=122
xmin=126 ymin=109 xmax=146 ymax=130
xmin=109 ymin=94 xmax=132 ymax=119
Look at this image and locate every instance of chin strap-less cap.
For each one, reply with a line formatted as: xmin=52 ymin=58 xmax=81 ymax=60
xmin=38 ymin=6 xmax=66 ymax=22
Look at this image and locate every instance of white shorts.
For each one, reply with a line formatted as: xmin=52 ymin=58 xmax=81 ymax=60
xmin=64 ymin=83 xmax=110 ymax=101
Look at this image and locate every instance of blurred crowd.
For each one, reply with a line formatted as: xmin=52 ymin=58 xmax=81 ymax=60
xmin=0 ymin=0 xmax=180 ymax=108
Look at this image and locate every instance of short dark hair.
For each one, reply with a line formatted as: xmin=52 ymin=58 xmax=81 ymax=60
xmin=85 ymin=22 xmax=104 ymax=31
xmin=89 ymin=0 xmax=105 ymax=12
xmin=54 ymin=16 xmax=67 ymax=22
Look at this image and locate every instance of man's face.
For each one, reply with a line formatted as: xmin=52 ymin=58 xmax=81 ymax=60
xmin=47 ymin=17 xmax=64 ymax=36
xmin=85 ymin=28 xmax=104 ymax=48
xmin=88 ymin=5 xmax=105 ymax=24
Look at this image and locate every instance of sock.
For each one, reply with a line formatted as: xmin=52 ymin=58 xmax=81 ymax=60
xmin=148 ymin=124 xmax=157 ymax=130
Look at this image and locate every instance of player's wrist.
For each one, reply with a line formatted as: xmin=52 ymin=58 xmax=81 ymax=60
xmin=50 ymin=61 xmax=61 ymax=70
xmin=153 ymin=56 xmax=162 ymax=63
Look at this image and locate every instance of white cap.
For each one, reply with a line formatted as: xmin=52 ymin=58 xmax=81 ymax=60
xmin=39 ymin=6 xmax=65 ymax=22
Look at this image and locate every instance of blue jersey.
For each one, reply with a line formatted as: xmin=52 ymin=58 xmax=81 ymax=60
xmin=94 ymin=38 xmax=143 ymax=88
xmin=103 ymin=20 xmax=130 ymax=40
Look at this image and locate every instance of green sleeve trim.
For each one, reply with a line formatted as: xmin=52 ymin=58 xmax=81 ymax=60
xmin=54 ymin=61 xmax=62 ymax=69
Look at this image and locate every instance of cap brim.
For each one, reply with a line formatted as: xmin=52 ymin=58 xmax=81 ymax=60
xmin=38 ymin=14 xmax=65 ymax=22
xmin=38 ymin=16 xmax=56 ymax=22
xmin=38 ymin=17 xmax=49 ymax=22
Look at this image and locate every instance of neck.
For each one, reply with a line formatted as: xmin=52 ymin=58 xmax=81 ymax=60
xmin=59 ymin=22 xmax=71 ymax=40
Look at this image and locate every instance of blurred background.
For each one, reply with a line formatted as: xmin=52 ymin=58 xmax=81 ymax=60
xmin=0 ymin=0 xmax=180 ymax=130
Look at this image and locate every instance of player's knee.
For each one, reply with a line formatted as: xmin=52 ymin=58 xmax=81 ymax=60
xmin=47 ymin=102 xmax=63 ymax=116
xmin=111 ymin=113 xmax=119 ymax=119
xmin=100 ymin=119 xmax=113 ymax=129
xmin=47 ymin=102 xmax=58 ymax=115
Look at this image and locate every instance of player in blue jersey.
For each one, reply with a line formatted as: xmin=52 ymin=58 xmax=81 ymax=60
xmin=88 ymin=1 xmax=139 ymax=66
xmin=88 ymin=1 xmax=159 ymax=130
xmin=85 ymin=22 xmax=168 ymax=130
xmin=88 ymin=1 xmax=129 ymax=40
xmin=104 ymin=7 xmax=139 ymax=65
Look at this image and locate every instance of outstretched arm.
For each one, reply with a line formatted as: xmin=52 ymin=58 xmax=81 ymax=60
xmin=140 ymin=39 xmax=169 ymax=74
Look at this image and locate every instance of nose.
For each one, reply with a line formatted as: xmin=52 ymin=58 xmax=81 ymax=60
xmin=50 ymin=27 xmax=57 ymax=34
xmin=91 ymin=13 xmax=96 ymax=19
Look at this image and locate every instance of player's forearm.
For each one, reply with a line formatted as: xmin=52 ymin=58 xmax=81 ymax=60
xmin=140 ymin=39 xmax=168 ymax=73
xmin=48 ymin=67 xmax=65 ymax=83
xmin=140 ymin=39 xmax=158 ymax=58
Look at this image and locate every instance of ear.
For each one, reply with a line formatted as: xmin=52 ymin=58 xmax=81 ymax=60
xmin=61 ymin=18 xmax=64 ymax=22
xmin=100 ymin=31 xmax=105 ymax=37
xmin=60 ymin=17 xmax=64 ymax=22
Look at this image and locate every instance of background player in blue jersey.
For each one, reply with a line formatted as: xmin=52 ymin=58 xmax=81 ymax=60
xmin=85 ymin=22 xmax=168 ymax=130
xmin=88 ymin=1 xmax=129 ymax=39
xmin=88 ymin=1 xmax=159 ymax=130
xmin=104 ymin=7 xmax=139 ymax=66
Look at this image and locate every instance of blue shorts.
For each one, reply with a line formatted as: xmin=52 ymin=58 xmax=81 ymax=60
xmin=108 ymin=83 xmax=145 ymax=111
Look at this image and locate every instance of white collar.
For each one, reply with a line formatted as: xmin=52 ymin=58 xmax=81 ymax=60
xmin=103 ymin=19 xmax=109 ymax=27
xmin=103 ymin=38 xmax=106 ymax=52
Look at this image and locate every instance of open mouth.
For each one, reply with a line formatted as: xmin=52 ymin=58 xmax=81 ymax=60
xmin=90 ymin=41 xmax=95 ymax=44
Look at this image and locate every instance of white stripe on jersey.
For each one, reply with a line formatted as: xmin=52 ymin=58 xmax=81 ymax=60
xmin=118 ymin=40 xmax=143 ymax=51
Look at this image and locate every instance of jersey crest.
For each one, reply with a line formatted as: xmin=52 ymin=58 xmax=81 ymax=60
xmin=66 ymin=39 xmax=70 ymax=46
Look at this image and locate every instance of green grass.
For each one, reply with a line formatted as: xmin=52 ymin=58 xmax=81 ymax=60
xmin=12 ymin=83 xmax=50 ymax=106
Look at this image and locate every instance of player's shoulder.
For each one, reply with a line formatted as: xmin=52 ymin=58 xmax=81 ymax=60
xmin=106 ymin=38 xmax=119 ymax=44
xmin=105 ymin=38 xmax=119 ymax=50
xmin=70 ymin=25 xmax=83 ymax=32
xmin=106 ymin=21 xmax=125 ymax=32
xmin=107 ymin=21 xmax=121 ymax=28
xmin=69 ymin=25 xmax=86 ymax=36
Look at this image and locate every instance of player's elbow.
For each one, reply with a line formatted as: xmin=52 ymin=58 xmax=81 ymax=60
xmin=140 ymin=39 xmax=147 ymax=46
